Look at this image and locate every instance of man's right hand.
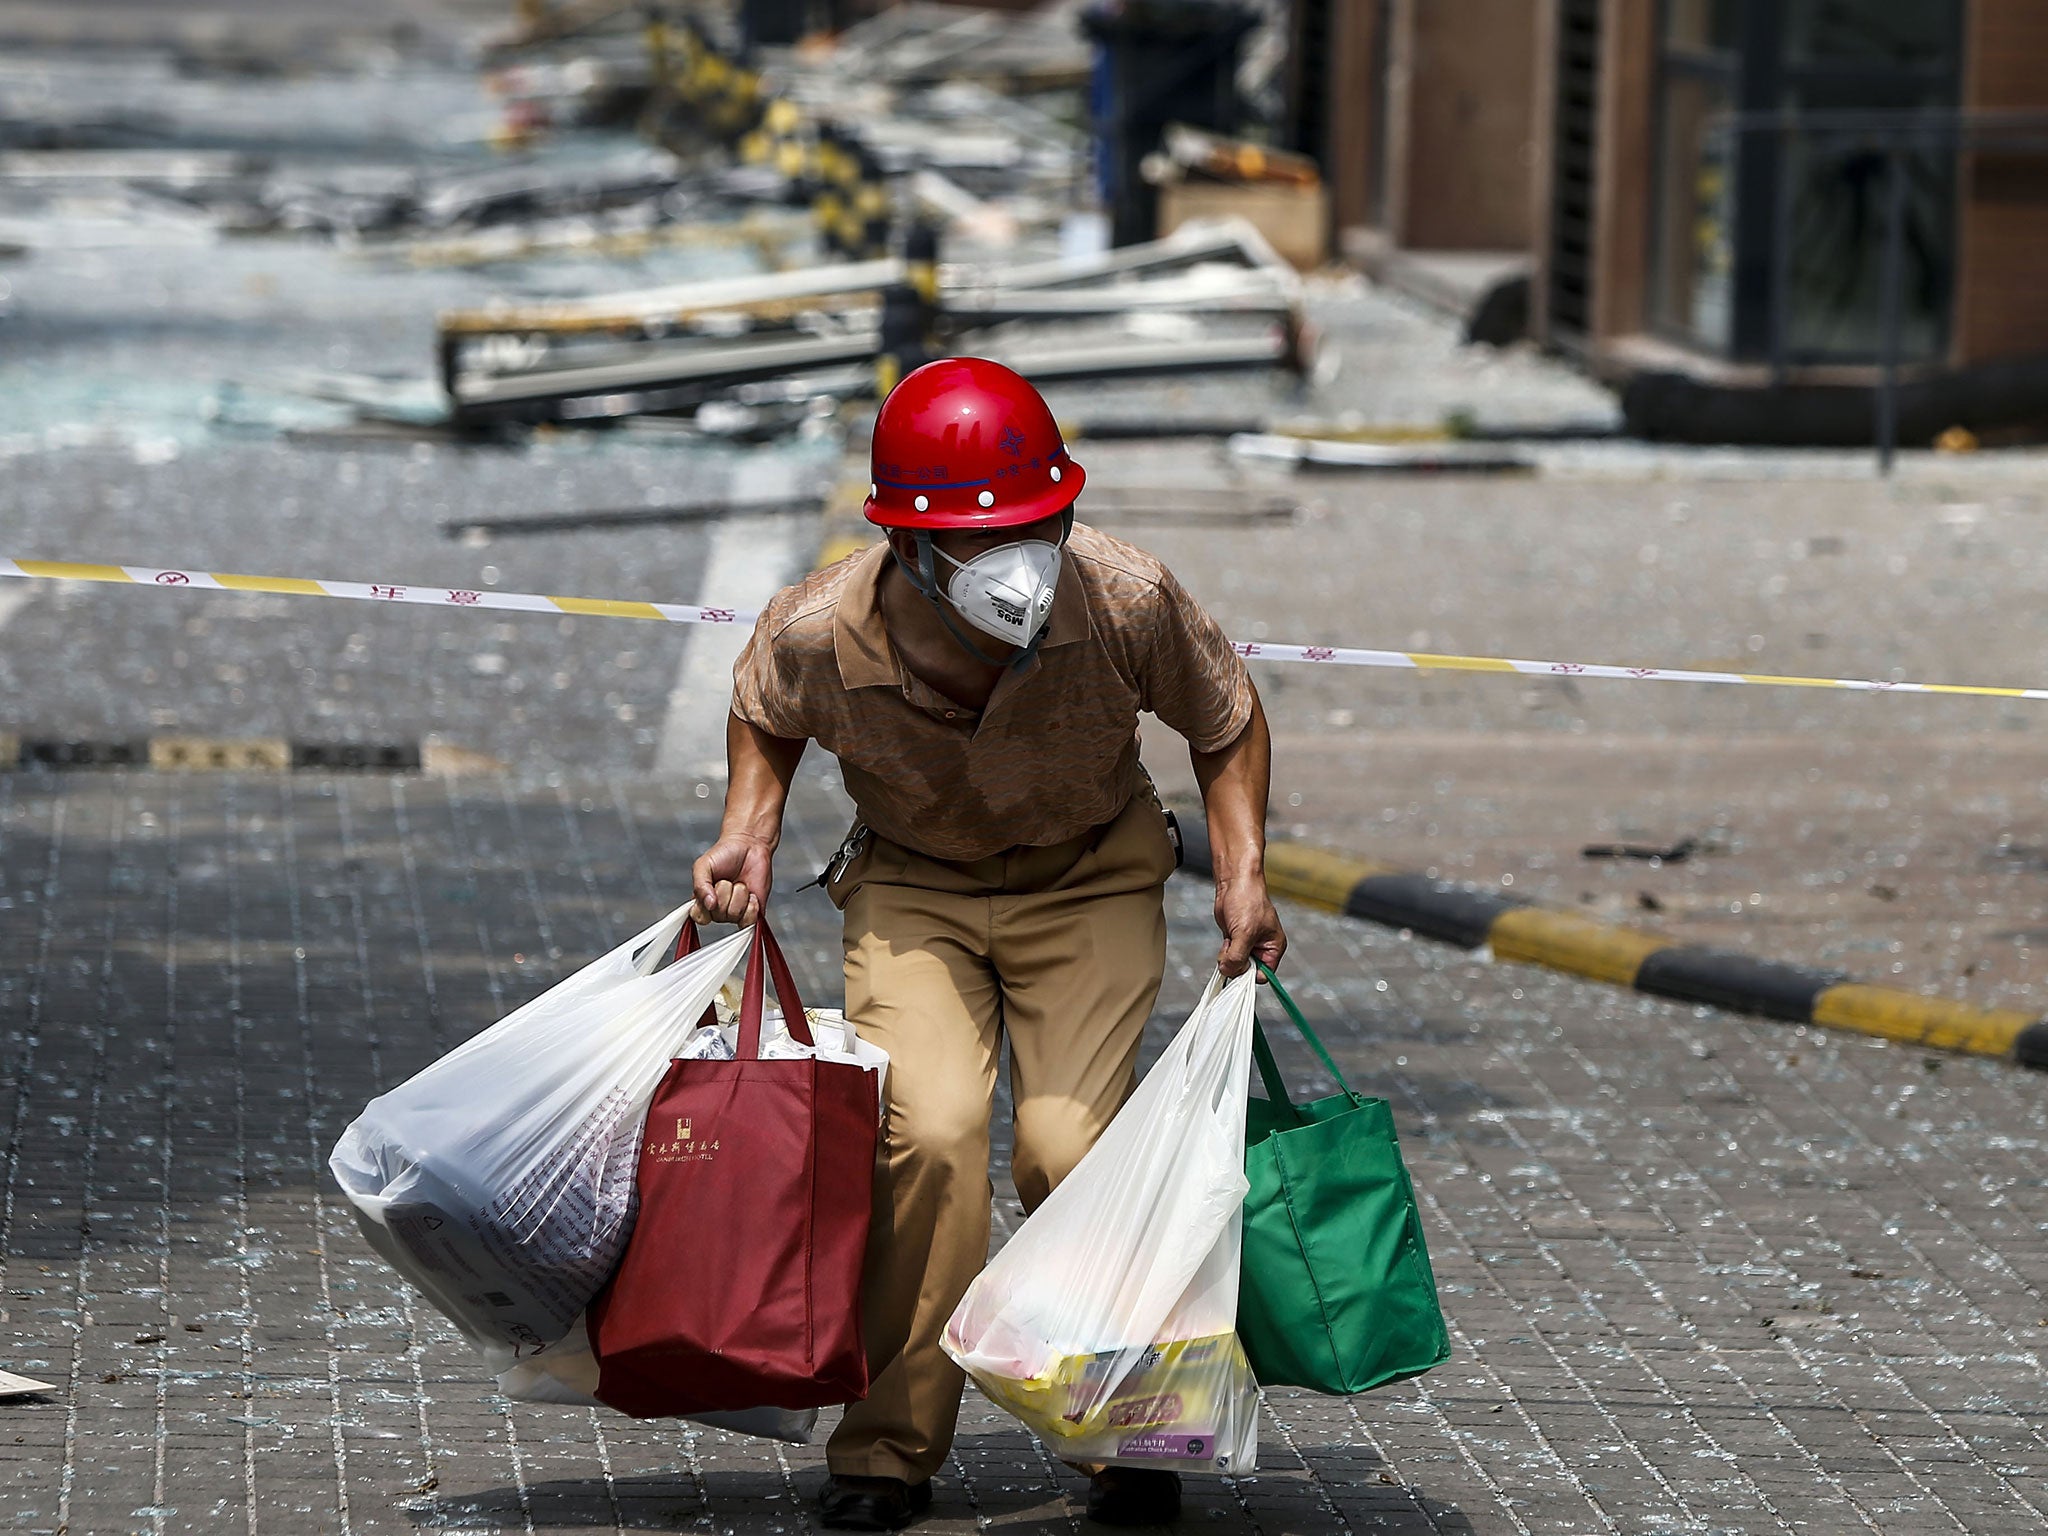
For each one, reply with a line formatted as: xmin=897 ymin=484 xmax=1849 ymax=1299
xmin=695 ymin=711 xmax=808 ymax=925
xmin=692 ymin=833 xmax=775 ymax=925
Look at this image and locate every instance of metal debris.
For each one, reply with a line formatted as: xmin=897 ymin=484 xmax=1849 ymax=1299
xmin=1229 ymin=433 xmax=1537 ymax=474
xmin=1583 ymin=837 xmax=1701 ymax=864
xmin=441 ymin=494 xmax=825 ymax=540
xmin=431 ymin=218 xmax=1308 ymax=428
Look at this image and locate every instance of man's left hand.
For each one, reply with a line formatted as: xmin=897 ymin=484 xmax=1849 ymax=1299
xmin=1214 ymin=874 xmax=1285 ymax=978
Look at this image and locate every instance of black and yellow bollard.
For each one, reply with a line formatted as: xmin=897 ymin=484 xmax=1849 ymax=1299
xmin=812 ymin=123 xmax=858 ymax=254
xmin=849 ymin=148 xmax=890 ymax=258
xmin=904 ymin=219 xmax=940 ymax=307
xmin=875 ymin=222 xmax=941 ymax=398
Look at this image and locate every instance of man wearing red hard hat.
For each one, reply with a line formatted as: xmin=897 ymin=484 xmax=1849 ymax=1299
xmin=694 ymin=357 xmax=1284 ymax=1530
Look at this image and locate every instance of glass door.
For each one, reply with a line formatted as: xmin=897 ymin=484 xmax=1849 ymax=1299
xmin=1648 ymin=0 xmax=1961 ymax=362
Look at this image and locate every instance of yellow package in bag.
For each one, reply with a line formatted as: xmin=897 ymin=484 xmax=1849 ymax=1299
xmin=969 ymin=1332 xmax=1260 ymax=1472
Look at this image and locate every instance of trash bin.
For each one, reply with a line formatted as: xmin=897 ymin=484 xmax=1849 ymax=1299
xmin=744 ymin=0 xmax=811 ymax=48
xmin=1082 ymin=0 xmax=1258 ymax=248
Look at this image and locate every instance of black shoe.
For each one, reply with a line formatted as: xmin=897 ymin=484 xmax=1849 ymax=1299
xmin=819 ymin=1474 xmax=934 ymax=1531
xmin=1086 ymin=1467 xmax=1182 ymax=1526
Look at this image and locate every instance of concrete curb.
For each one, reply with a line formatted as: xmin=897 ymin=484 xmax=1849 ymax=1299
xmin=1178 ymin=820 xmax=2048 ymax=1070
xmin=3 ymin=735 xmax=502 ymax=774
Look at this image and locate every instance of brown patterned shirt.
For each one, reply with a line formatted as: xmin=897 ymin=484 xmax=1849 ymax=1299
xmin=731 ymin=524 xmax=1253 ymax=861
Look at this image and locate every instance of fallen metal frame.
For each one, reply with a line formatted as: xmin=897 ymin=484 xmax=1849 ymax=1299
xmin=434 ymin=218 xmax=1308 ymax=425
xmin=981 ymin=219 xmax=1300 ymax=293
xmin=438 ymin=257 xmax=906 ymax=337
xmin=450 ymin=330 xmax=882 ymax=411
xmin=441 ymin=494 xmax=822 ymax=538
xmin=1229 ymin=433 xmax=1537 ymax=474
xmin=447 ymin=327 xmax=1299 ymax=425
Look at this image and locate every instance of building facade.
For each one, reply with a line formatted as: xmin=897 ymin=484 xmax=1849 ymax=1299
xmin=1292 ymin=0 xmax=2048 ymax=442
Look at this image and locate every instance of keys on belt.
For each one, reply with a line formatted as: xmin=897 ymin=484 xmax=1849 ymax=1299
xmin=814 ymin=823 xmax=871 ymax=889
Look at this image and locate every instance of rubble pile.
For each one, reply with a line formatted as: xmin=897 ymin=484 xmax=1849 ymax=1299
xmin=0 ymin=1 xmax=1336 ymax=452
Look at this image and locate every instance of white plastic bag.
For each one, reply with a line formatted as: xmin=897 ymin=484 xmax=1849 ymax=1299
xmin=770 ymin=1008 xmax=890 ymax=1109
xmin=692 ymin=990 xmax=891 ymax=1110
xmin=942 ymin=970 xmax=1262 ymax=1474
xmin=329 ymin=906 xmax=751 ymax=1376
xmin=497 ymin=1314 xmax=818 ymax=1443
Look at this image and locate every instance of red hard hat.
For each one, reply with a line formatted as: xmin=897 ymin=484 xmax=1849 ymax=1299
xmin=864 ymin=356 xmax=1085 ymax=530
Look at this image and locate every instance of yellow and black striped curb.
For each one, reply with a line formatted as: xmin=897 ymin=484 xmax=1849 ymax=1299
xmin=2 ymin=735 xmax=505 ymax=775
xmin=1177 ymin=820 xmax=2048 ymax=1070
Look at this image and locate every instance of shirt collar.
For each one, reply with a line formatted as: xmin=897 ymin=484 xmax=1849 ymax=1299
xmin=833 ymin=537 xmax=1090 ymax=690
xmin=833 ymin=543 xmax=897 ymax=689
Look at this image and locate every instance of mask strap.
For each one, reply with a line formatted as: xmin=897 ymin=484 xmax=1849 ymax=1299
xmin=889 ymin=532 xmax=943 ymax=605
xmin=891 ymin=533 xmax=1045 ymax=673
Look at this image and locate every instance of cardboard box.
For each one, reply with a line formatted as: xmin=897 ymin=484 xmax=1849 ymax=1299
xmin=1157 ymin=179 xmax=1329 ymax=271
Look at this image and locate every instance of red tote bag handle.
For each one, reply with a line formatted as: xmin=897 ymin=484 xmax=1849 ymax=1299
xmin=737 ymin=916 xmax=812 ymax=1057
xmin=664 ymin=915 xmax=723 ymax=1040
xmin=670 ymin=915 xmax=702 ymax=962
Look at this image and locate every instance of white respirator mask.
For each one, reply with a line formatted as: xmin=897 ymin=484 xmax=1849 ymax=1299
xmin=935 ymin=539 xmax=1063 ymax=647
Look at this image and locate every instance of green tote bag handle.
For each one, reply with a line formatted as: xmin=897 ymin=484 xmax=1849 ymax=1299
xmin=1251 ymin=962 xmax=1353 ymax=1123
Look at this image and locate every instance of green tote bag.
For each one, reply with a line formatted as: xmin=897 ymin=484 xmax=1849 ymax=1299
xmin=1238 ymin=966 xmax=1451 ymax=1394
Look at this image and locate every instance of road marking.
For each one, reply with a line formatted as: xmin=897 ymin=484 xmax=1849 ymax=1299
xmin=654 ymin=509 xmax=806 ymax=779
xmin=0 ymin=582 xmax=33 ymax=634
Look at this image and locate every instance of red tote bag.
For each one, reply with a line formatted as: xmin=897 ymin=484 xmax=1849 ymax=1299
xmin=590 ymin=917 xmax=877 ymax=1417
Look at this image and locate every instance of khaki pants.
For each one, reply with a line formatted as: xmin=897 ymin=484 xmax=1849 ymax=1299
xmin=823 ymin=792 xmax=1178 ymax=1483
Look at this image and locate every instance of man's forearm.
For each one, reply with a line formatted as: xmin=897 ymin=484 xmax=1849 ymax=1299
xmin=1189 ymin=692 xmax=1271 ymax=880
xmin=722 ymin=711 xmax=808 ymax=847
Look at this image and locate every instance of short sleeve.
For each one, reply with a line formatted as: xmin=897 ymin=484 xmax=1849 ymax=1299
xmin=730 ymin=606 xmax=811 ymax=740
xmin=1142 ymin=566 xmax=1254 ymax=752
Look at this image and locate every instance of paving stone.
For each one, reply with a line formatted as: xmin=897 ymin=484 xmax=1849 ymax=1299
xmin=6 ymin=768 xmax=2048 ymax=1535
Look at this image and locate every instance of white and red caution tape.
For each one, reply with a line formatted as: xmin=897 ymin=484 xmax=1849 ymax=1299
xmin=0 ymin=557 xmax=749 ymax=628
xmin=5 ymin=555 xmax=2045 ymax=703
xmin=1221 ymin=639 xmax=2048 ymax=700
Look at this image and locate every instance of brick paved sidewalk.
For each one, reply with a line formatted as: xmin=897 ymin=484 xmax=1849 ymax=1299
xmin=4 ymin=770 xmax=2048 ymax=1535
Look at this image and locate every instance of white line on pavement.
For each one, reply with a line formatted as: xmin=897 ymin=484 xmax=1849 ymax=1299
xmin=653 ymin=508 xmax=806 ymax=779
xmin=0 ymin=583 xmax=34 ymax=634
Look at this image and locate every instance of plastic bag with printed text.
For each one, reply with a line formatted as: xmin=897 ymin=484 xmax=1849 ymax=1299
xmin=942 ymin=969 xmax=1261 ymax=1474
xmin=496 ymin=936 xmax=889 ymax=1441
xmin=329 ymin=906 xmax=750 ymax=1375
